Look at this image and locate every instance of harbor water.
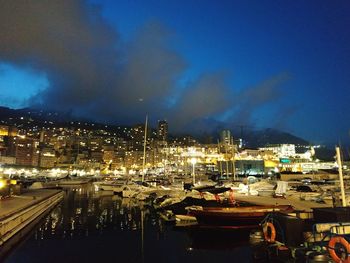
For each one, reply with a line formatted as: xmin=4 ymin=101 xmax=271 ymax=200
xmin=2 ymin=184 xmax=255 ymax=263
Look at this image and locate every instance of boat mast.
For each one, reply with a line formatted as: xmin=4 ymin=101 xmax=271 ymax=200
xmin=225 ymin=143 xmax=229 ymax=178
xmin=232 ymin=143 xmax=236 ymax=181
xmin=336 ymin=146 xmax=347 ymax=207
xmin=142 ymin=115 xmax=148 ymax=183
xmin=217 ymin=140 xmax=223 ymax=177
xmin=141 ymin=209 xmax=145 ymax=263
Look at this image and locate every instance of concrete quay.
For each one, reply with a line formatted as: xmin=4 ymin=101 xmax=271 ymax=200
xmin=0 ymin=189 xmax=63 ymax=246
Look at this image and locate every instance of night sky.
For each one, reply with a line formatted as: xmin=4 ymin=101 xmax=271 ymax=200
xmin=0 ymin=0 xmax=349 ymax=145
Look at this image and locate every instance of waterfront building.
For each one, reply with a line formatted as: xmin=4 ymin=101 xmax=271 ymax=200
xmin=14 ymin=136 xmax=39 ymax=166
xmin=56 ymin=148 xmax=74 ymax=164
xmin=0 ymin=156 xmax=16 ymax=165
xmin=259 ymin=144 xmax=296 ymax=158
xmin=124 ymin=150 xmax=144 ymax=168
xmin=90 ymin=150 xmax=103 ymax=163
xmin=102 ymin=145 xmax=115 ymax=164
xmin=39 ymin=146 xmax=56 ymax=168
xmin=235 ymin=159 xmax=265 ymax=175
xmin=238 ymin=149 xmax=261 ymax=159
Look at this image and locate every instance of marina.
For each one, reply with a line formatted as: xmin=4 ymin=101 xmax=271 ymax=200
xmin=0 ymin=101 xmax=349 ymax=263
xmin=1 ymin=166 xmax=350 ymax=262
xmin=1 ymin=184 xmax=253 ymax=263
xmin=1 ymin=1 xmax=350 ymax=262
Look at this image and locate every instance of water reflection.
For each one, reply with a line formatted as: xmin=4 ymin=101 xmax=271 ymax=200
xmin=34 ymin=185 xmax=152 ymax=241
xmin=4 ymin=184 xmax=253 ymax=263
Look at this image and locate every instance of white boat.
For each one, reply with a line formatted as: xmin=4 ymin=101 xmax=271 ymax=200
xmin=258 ymin=189 xmax=275 ymax=197
xmin=175 ymin=214 xmax=198 ymax=227
xmin=94 ymin=178 xmax=128 ymax=193
xmin=122 ymin=184 xmax=145 ymax=198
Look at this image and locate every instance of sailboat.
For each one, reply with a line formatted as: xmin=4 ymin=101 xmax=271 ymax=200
xmin=120 ymin=115 xmax=150 ymax=198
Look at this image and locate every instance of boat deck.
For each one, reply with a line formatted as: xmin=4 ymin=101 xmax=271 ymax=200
xmin=233 ymin=193 xmax=331 ymax=211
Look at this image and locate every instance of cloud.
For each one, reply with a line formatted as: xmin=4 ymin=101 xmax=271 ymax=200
xmin=0 ymin=0 xmax=291 ymax=133
xmin=0 ymin=1 xmax=187 ymax=125
xmin=271 ymin=104 xmax=299 ymax=131
xmin=0 ymin=0 xmax=118 ymax=108
xmin=111 ymin=22 xmax=187 ymax=122
xmin=0 ymin=95 xmax=27 ymax=109
xmin=170 ymin=72 xmax=234 ymax=131
xmin=229 ymin=73 xmax=291 ymax=125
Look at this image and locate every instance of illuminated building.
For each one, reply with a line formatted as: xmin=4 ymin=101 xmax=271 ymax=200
xmin=129 ymin=124 xmax=148 ymax=151
xmin=14 ymin=137 xmax=39 ymax=166
xmin=259 ymin=144 xmax=296 ymax=158
xmin=102 ymin=145 xmax=115 ymax=164
xmin=0 ymin=125 xmax=18 ymax=137
xmin=157 ymin=120 xmax=168 ymax=142
xmin=0 ymin=125 xmax=18 ymax=156
xmin=0 ymin=125 xmax=9 ymax=136
xmin=220 ymin=130 xmax=232 ymax=145
xmin=39 ymin=146 xmax=56 ymax=168
xmin=235 ymin=159 xmax=265 ymax=175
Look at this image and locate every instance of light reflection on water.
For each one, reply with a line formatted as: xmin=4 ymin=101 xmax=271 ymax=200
xmin=4 ymin=184 xmax=253 ymax=263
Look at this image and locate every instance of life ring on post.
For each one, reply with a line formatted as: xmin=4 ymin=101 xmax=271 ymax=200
xmin=263 ymin=222 xmax=276 ymax=243
xmin=328 ymin=236 xmax=350 ymax=263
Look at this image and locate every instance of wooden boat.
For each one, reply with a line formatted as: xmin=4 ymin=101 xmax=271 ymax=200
xmin=188 ymin=205 xmax=293 ymax=228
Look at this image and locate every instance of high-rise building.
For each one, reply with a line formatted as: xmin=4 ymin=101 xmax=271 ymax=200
xmin=157 ymin=120 xmax=168 ymax=142
xmin=220 ymin=130 xmax=232 ymax=145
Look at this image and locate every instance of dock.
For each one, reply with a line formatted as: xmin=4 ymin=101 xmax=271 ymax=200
xmin=0 ymin=189 xmax=63 ymax=246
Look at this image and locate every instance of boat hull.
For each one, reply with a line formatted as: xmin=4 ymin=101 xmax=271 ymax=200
xmin=189 ymin=206 xmax=291 ymax=228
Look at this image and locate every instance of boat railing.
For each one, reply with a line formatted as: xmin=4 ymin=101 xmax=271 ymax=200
xmin=310 ymin=222 xmax=350 ymax=245
xmin=260 ymin=212 xmax=286 ymax=244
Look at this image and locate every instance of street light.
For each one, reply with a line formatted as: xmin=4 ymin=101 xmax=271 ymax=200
xmin=190 ymin=158 xmax=197 ymax=185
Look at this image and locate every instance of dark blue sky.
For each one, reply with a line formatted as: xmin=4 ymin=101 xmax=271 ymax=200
xmin=0 ymin=0 xmax=349 ymax=145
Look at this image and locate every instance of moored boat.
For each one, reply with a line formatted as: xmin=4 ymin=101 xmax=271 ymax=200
xmin=188 ymin=205 xmax=293 ymax=228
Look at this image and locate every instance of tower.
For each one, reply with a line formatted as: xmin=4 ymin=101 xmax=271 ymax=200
xmin=157 ymin=120 xmax=168 ymax=142
xmin=220 ymin=130 xmax=232 ymax=145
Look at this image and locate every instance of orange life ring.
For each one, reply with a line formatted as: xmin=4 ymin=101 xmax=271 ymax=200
xmin=263 ymin=222 xmax=276 ymax=243
xmin=328 ymin=236 xmax=350 ymax=263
